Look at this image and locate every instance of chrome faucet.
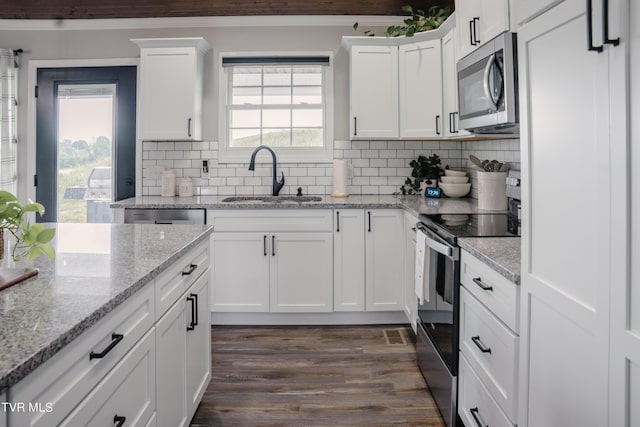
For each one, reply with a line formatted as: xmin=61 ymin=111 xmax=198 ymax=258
xmin=248 ymin=145 xmax=285 ymax=196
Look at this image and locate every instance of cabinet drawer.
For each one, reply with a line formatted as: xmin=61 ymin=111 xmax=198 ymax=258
xmin=156 ymin=244 xmax=209 ymax=318
xmin=460 ymin=250 xmax=519 ymax=331
xmin=460 ymin=287 xmax=518 ymax=422
xmin=459 ymin=353 xmax=514 ymax=427
xmin=10 ymin=284 xmax=154 ymax=427
xmin=60 ymin=328 xmax=155 ymax=427
xmin=209 ymin=209 xmax=333 ymax=232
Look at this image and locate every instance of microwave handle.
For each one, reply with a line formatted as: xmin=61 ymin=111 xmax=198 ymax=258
xmin=483 ymin=54 xmax=501 ymax=109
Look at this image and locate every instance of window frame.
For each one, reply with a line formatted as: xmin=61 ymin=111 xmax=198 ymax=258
xmin=217 ymin=51 xmax=334 ymax=164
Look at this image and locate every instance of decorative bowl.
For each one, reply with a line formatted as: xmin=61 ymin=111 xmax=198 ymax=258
xmin=441 ymin=176 xmax=469 ymax=184
xmin=439 ymin=182 xmax=472 ymax=198
xmin=444 ymin=169 xmax=467 ymax=177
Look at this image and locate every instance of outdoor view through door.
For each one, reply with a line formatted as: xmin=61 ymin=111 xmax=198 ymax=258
xmin=58 ymin=84 xmax=115 ymax=222
xmin=36 ymin=66 xmax=136 ymax=223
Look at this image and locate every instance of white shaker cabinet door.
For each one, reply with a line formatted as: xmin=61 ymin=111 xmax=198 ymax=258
xmin=403 ymin=211 xmax=418 ymax=332
xmin=59 ymin=330 xmax=156 ymax=427
xmin=134 ymin=38 xmax=209 ymax=141
xmin=517 ymin=0 xmax=618 ymax=426
xmin=211 ymin=232 xmax=270 ymax=312
xmin=185 ymin=273 xmax=211 ymax=419
xmin=442 ymin=29 xmax=470 ymax=137
xmin=349 ymin=45 xmax=399 ymax=139
xmin=155 ymin=297 xmax=188 ymax=427
xmin=365 ymin=209 xmax=404 ymax=311
xmin=270 ymin=232 xmax=333 ymax=312
xmin=334 ymin=209 xmax=366 ymax=312
xmin=610 ymin=0 xmax=639 ymax=426
xmin=399 ymin=39 xmax=443 ymax=138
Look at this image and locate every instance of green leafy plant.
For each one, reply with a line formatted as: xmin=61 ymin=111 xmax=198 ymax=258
xmin=0 ymin=191 xmax=55 ymax=262
xmin=354 ymin=5 xmax=452 ymax=37
xmin=397 ymin=154 xmax=445 ymax=195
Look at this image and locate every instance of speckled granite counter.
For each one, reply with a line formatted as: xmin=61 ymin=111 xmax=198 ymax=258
xmin=0 ymin=223 xmax=213 ymax=392
xmin=458 ymin=237 xmax=521 ymax=284
xmin=111 ymin=194 xmax=506 ymax=217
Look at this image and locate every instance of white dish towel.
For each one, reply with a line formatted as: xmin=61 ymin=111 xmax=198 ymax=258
xmin=415 ymin=229 xmax=430 ymax=304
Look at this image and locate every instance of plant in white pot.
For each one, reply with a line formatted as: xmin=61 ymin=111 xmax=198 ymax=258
xmin=397 ymin=154 xmax=445 ymax=195
xmin=0 ymin=191 xmax=55 ymax=262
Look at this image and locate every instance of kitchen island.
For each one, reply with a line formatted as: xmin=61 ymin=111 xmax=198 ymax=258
xmin=0 ymin=222 xmax=213 ymax=427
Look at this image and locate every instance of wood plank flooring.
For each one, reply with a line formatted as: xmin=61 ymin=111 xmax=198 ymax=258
xmin=190 ymin=325 xmax=445 ymax=426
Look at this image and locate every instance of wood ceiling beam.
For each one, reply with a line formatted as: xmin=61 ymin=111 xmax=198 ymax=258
xmin=0 ymin=0 xmax=454 ymax=20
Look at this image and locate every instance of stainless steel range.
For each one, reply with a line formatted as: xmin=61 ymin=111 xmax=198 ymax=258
xmin=415 ymin=212 xmax=519 ymax=427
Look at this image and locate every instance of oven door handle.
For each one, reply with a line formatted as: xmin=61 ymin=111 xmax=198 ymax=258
xmin=416 ymin=223 xmax=454 ymax=257
xmin=425 ymin=236 xmax=453 ymax=257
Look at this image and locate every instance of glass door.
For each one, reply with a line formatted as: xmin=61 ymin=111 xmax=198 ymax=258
xmin=57 ymin=84 xmax=115 ymax=223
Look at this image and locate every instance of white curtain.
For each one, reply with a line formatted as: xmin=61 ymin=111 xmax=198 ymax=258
xmin=0 ymin=49 xmax=18 ymax=195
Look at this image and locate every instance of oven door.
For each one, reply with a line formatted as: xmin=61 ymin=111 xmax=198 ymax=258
xmin=416 ymin=223 xmax=459 ymax=373
xmin=416 ymin=223 xmax=460 ymax=426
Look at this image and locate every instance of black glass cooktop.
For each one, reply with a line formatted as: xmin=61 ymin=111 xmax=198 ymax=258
xmin=419 ymin=213 xmax=520 ymax=243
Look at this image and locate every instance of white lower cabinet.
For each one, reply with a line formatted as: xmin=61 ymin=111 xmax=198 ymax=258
xmin=209 ymin=210 xmax=334 ymax=313
xmin=10 ymin=284 xmax=155 ymax=427
xmin=365 ymin=209 xmax=404 ymax=311
xmin=186 ymin=274 xmax=212 ymax=416
xmin=60 ymin=330 xmax=156 ymax=427
xmin=5 ymin=241 xmax=211 ymax=427
xmin=157 ymin=271 xmax=211 ymax=427
xmin=403 ymin=211 xmax=418 ymax=332
xmin=156 ymin=293 xmax=188 ymax=426
xmin=270 ymin=232 xmax=333 ymax=312
xmin=459 ymin=353 xmax=513 ymax=427
xmin=211 ymin=232 xmax=270 ymax=312
xmin=333 ymin=209 xmax=366 ymax=311
xmin=459 ymin=249 xmax=519 ymax=425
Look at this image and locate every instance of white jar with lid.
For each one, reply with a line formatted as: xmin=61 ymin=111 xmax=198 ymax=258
xmin=161 ymin=169 xmax=176 ymax=197
xmin=178 ymin=177 xmax=194 ymax=197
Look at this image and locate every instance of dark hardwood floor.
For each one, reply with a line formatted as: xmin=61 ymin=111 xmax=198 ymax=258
xmin=190 ymin=325 xmax=445 ymax=426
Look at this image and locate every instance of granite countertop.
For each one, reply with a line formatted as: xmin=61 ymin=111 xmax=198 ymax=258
xmin=0 ymin=223 xmax=214 ymax=392
xmin=111 ymin=194 xmax=507 ymax=217
xmin=457 ymin=237 xmax=521 ymax=284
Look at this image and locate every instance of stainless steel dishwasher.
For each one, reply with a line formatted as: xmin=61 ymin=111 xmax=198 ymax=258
xmin=123 ymin=208 xmax=206 ymax=224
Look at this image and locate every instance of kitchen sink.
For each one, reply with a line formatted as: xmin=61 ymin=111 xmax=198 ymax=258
xmin=222 ymin=196 xmax=323 ymax=203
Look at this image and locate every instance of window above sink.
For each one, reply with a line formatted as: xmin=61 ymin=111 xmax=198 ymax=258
xmin=217 ymin=53 xmax=334 ymax=164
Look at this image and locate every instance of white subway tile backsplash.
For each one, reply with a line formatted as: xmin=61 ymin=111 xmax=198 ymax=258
xmin=141 ymin=137 xmax=519 ymax=196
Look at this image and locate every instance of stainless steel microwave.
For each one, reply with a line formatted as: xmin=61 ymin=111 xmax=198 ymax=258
xmin=457 ymin=31 xmax=518 ymax=134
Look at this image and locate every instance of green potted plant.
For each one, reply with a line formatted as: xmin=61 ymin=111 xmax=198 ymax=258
xmin=397 ymin=154 xmax=445 ymax=195
xmin=354 ymin=5 xmax=452 ymax=37
xmin=0 ymin=190 xmax=55 ymax=262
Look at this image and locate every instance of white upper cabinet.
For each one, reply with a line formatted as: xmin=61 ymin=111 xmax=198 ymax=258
xmin=441 ymin=29 xmax=470 ymax=137
xmin=512 ymin=0 xmax=566 ymax=26
xmin=399 ymin=39 xmax=443 ymax=138
xmin=455 ymin=0 xmax=511 ymax=60
xmin=348 ymin=45 xmax=399 ymax=139
xmin=132 ymin=37 xmax=210 ymax=141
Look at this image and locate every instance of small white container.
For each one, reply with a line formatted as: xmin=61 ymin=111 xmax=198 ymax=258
xmin=178 ymin=178 xmax=194 ymax=197
xmin=477 ymin=171 xmax=507 ymax=210
xmin=161 ymin=169 xmax=176 ymax=197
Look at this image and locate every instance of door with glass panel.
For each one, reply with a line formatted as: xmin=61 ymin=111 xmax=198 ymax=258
xmin=36 ymin=67 xmax=136 ymax=223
